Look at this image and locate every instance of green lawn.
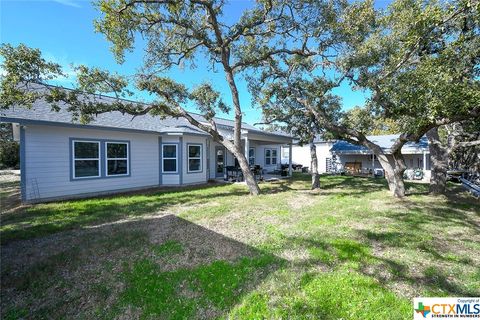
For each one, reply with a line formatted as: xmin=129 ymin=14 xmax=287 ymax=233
xmin=1 ymin=173 xmax=479 ymax=319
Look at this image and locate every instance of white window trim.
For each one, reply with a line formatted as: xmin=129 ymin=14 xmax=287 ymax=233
xmin=187 ymin=144 xmax=202 ymax=173
xmin=265 ymin=148 xmax=278 ymax=166
xmin=162 ymin=144 xmax=178 ymax=173
xmin=105 ymin=141 xmax=129 ymax=177
xmin=72 ymin=140 xmax=101 ymax=179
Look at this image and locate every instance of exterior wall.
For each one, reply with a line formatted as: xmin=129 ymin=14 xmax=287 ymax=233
xmin=250 ymin=142 xmax=281 ymax=172
xmin=20 ymin=123 xmax=289 ymax=201
xmin=291 ymin=142 xmax=334 ymax=173
xmin=23 ymin=124 xmax=159 ymax=202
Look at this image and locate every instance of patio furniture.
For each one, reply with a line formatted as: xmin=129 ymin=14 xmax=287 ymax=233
xmin=374 ymin=168 xmax=384 ymax=178
xmin=225 ymin=166 xmax=242 ymax=182
xmin=251 ymin=165 xmax=263 ymax=181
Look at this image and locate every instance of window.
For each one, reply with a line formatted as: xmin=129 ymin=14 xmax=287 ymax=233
xmin=162 ymin=144 xmax=177 ymax=173
xmin=106 ymin=142 xmax=129 ymax=176
xmin=248 ymin=147 xmax=255 ymax=166
xmin=72 ymin=140 xmax=100 ymax=178
xmin=188 ymin=144 xmax=202 ymax=172
xmin=265 ymin=148 xmax=278 ymax=165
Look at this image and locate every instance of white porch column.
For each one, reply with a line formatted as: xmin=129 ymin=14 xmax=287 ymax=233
xmin=244 ymin=136 xmax=249 ymax=164
xmin=423 ymin=150 xmax=427 ymax=171
xmin=371 ymin=153 xmax=375 ymax=175
xmin=288 ymin=143 xmax=293 ymax=177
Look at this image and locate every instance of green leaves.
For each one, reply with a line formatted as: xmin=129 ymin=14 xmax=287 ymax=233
xmin=190 ymin=83 xmax=228 ymax=120
xmin=93 ymin=0 xmax=140 ymax=64
xmin=0 ymin=43 xmax=64 ymax=109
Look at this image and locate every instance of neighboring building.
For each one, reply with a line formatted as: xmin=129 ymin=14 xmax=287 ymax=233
xmin=291 ymin=140 xmax=336 ymax=173
xmin=1 ymin=86 xmax=293 ymax=203
xmin=291 ymin=134 xmax=431 ymax=180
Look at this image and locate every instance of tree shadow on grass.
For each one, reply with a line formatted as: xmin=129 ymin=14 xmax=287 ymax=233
xmin=0 ymin=183 xmax=250 ymax=244
xmin=283 ymin=234 xmax=479 ymax=298
xmin=1 ymin=214 xmax=285 ymax=320
xmin=1 ymin=178 xmax=306 ymax=244
xmin=319 ymin=175 xmax=390 ymax=197
xmin=389 ymin=199 xmax=480 ymax=232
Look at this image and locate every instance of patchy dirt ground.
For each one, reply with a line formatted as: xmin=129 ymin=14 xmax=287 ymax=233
xmin=1 ymin=174 xmax=479 ymax=319
xmin=0 ymin=170 xmax=21 ymax=212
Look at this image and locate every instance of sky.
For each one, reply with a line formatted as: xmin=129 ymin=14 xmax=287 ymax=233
xmin=0 ymin=0 xmax=389 ymax=125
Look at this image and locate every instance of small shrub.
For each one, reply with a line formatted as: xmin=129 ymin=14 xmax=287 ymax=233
xmin=0 ymin=141 xmax=20 ymax=169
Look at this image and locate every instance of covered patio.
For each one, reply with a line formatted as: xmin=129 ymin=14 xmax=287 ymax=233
xmin=210 ymin=127 xmax=294 ymax=182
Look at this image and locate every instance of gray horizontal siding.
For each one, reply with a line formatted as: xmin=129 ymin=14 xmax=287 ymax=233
xmin=24 ymin=125 xmax=159 ymax=201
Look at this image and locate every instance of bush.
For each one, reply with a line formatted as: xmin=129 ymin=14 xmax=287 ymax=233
xmin=0 ymin=141 xmax=20 ymax=169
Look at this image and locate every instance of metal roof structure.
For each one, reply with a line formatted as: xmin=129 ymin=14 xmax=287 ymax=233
xmin=330 ymin=134 xmax=429 ymax=154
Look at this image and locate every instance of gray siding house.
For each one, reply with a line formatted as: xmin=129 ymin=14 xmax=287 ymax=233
xmin=1 ymin=92 xmax=292 ymax=203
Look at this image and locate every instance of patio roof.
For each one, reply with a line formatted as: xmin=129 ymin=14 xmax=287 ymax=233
xmin=330 ymin=134 xmax=429 ymax=155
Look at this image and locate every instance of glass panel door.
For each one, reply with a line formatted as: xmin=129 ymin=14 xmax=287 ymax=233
xmin=215 ymin=147 xmax=225 ymax=178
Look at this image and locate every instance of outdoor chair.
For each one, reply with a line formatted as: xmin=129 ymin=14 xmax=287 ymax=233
xmin=225 ymin=166 xmax=242 ymax=182
xmin=251 ymin=165 xmax=263 ymax=181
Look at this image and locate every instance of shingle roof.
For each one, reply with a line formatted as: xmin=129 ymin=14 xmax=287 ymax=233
xmin=0 ymin=83 xmax=291 ymax=138
xmin=330 ymin=134 xmax=429 ymax=154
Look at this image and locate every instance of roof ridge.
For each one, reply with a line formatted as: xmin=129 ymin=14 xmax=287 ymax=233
xmin=37 ymin=82 xmax=258 ymax=128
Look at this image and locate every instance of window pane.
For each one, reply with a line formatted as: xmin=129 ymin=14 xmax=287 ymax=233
xmin=189 ymin=145 xmax=201 ymax=158
xmin=108 ymin=160 xmax=128 ymax=175
xmin=272 ymin=158 xmax=277 ymax=165
xmin=107 ymin=143 xmax=127 ymax=158
xmin=163 ymin=145 xmax=177 ymax=158
xmin=189 ymin=159 xmax=201 ymax=171
xmin=163 ymin=159 xmax=176 ymax=172
xmin=265 ymin=149 xmax=271 ymax=157
xmin=74 ymin=142 xmax=98 ymax=158
xmin=266 ymin=158 xmax=271 ymax=165
xmin=75 ymin=160 xmax=99 ymax=177
xmin=272 ymin=149 xmax=277 ymax=157
xmin=249 ymin=148 xmax=255 ymax=157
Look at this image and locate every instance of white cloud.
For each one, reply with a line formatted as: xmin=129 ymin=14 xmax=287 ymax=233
xmin=43 ymin=52 xmax=80 ymax=86
xmin=52 ymin=0 xmax=82 ymax=8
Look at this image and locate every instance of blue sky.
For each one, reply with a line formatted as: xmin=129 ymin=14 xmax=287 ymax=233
xmin=0 ymin=0 xmax=388 ymax=125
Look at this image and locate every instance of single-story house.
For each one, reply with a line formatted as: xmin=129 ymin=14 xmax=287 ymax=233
xmin=291 ymin=134 xmax=431 ymax=180
xmin=1 ymin=86 xmax=293 ymax=203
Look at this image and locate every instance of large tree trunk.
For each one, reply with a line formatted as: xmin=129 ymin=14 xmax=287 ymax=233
xmin=310 ymin=141 xmax=320 ymax=189
xmin=426 ymin=127 xmax=448 ymax=194
xmin=377 ymin=152 xmax=407 ymax=197
xmin=230 ymin=146 xmax=260 ymax=195
xmin=222 ymin=60 xmax=261 ymax=195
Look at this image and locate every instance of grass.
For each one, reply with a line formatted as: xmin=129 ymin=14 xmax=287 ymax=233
xmin=1 ymin=173 xmax=479 ymax=319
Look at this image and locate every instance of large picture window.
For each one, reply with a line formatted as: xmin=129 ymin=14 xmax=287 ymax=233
xmin=106 ymin=142 xmax=129 ymax=176
xmin=72 ymin=140 xmax=100 ymax=178
xmin=265 ymin=148 xmax=278 ymax=166
xmin=188 ymin=144 xmax=202 ymax=172
xmin=162 ymin=144 xmax=177 ymax=173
